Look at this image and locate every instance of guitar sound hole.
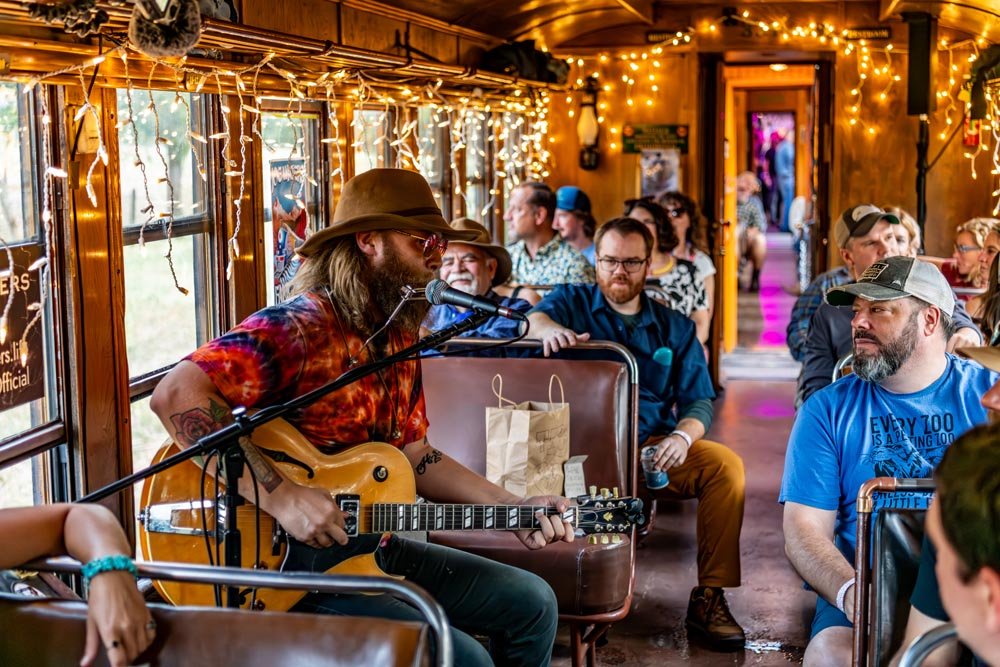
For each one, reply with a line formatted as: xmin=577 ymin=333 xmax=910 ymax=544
xmin=373 ymin=466 xmax=389 ymax=482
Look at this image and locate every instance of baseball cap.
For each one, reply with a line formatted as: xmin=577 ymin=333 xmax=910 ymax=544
xmin=834 ymin=204 xmax=900 ymax=248
xmin=555 ymin=186 xmax=591 ymax=214
xmin=825 ymin=256 xmax=955 ymax=314
xmin=958 ymin=346 xmax=1000 ymax=372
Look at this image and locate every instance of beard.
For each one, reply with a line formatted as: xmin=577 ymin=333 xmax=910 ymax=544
xmin=598 ymin=271 xmax=645 ymax=305
xmin=368 ymin=243 xmax=432 ymax=334
xmin=852 ymin=311 xmax=920 ymax=384
xmin=447 ymin=270 xmax=481 ymax=296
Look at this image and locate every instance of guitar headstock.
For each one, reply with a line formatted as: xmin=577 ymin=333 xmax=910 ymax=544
xmin=574 ymin=487 xmax=644 ymax=538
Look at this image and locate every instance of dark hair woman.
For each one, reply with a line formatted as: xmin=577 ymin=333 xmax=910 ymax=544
xmin=656 ymin=191 xmax=716 ymax=318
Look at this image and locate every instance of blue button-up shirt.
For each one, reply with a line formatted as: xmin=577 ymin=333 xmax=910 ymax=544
xmin=531 ymin=284 xmax=715 ymax=441
xmin=422 ymin=289 xmax=530 ymax=356
xmin=786 ymin=266 xmax=852 ymax=361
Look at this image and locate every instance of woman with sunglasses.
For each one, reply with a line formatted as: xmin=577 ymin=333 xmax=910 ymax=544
xmin=657 ymin=191 xmax=716 ymax=319
xmin=625 ymin=198 xmax=710 ymax=344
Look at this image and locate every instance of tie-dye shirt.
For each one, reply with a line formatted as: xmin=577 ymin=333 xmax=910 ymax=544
xmin=187 ymin=290 xmax=427 ymax=452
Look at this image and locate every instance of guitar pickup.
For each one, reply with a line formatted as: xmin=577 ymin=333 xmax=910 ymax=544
xmin=336 ymin=495 xmax=360 ymax=537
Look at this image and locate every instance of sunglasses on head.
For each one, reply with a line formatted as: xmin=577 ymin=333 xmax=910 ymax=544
xmin=396 ymin=230 xmax=449 ymax=257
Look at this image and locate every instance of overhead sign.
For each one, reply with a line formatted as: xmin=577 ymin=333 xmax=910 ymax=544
xmin=621 ymin=124 xmax=689 ymax=154
xmin=843 ymin=27 xmax=891 ymax=41
xmin=0 ymin=243 xmax=45 ymax=411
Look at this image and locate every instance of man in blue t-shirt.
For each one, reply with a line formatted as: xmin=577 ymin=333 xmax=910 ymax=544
xmin=780 ymin=256 xmax=997 ymax=666
xmin=421 ymin=217 xmax=530 ymax=349
xmin=527 ymin=217 xmax=747 ymax=651
xmin=892 ymin=345 xmax=1000 ymax=666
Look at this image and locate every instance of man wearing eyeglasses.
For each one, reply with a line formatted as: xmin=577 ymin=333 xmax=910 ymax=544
xmin=152 ymin=169 xmax=575 ymax=667
xmin=526 ymin=217 xmax=747 ymax=651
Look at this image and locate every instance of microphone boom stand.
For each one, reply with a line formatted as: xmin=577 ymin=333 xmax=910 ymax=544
xmin=80 ymin=310 xmax=496 ymax=608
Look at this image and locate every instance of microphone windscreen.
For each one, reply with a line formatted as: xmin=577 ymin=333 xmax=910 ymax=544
xmin=425 ymin=279 xmax=448 ymax=306
xmin=129 ymin=0 xmax=202 ymax=58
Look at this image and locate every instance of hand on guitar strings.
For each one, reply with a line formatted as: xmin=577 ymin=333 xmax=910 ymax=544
xmin=272 ymin=483 xmax=349 ymax=548
xmin=517 ymin=495 xmax=576 ymax=550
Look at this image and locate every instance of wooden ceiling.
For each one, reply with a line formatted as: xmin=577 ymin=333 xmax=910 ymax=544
xmin=369 ymin=0 xmax=999 ymax=49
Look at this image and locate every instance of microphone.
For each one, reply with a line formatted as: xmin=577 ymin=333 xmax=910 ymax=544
xmin=425 ymin=279 xmax=527 ymax=321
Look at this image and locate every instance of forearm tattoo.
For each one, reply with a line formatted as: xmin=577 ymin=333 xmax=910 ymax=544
xmin=239 ymin=436 xmax=284 ymax=493
xmin=169 ymin=399 xmax=283 ymax=492
xmin=415 ymin=448 xmax=443 ymax=475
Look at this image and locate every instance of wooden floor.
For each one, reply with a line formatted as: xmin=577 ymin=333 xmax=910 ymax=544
xmin=554 ymin=234 xmax=813 ymax=665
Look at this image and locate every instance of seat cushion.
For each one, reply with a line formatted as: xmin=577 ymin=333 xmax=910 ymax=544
xmin=429 ymin=531 xmax=631 ymax=616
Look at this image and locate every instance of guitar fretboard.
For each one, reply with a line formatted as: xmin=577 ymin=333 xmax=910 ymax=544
xmin=368 ymin=504 xmax=575 ymax=532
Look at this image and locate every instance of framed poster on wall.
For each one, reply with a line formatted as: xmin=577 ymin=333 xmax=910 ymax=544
xmin=639 ymin=149 xmax=681 ymax=199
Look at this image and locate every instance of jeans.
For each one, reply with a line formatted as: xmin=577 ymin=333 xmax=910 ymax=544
xmin=291 ymin=535 xmax=559 ymax=666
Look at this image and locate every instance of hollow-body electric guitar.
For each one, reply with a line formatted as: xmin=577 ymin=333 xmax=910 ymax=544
xmin=138 ymin=418 xmax=641 ymax=611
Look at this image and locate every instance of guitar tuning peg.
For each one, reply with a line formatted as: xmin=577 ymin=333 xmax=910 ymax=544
xmin=600 ymin=487 xmax=609 ymax=498
xmin=612 ymin=487 xmax=619 ymax=498
xmin=612 ymin=534 xmax=622 ymax=544
xmin=589 ymin=485 xmax=597 ymax=497
xmin=588 ymin=535 xmax=598 ymax=544
xmin=601 ymin=535 xmax=609 ymax=544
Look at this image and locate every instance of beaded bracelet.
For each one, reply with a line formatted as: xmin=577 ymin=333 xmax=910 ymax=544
xmin=81 ymin=554 xmax=138 ymax=588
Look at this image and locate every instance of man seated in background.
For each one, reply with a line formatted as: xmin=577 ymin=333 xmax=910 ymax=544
xmin=797 ymin=205 xmax=981 ymax=404
xmin=526 ymin=217 xmax=747 ymax=651
xmin=781 ymin=256 xmax=996 ymax=666
xmin=552 ymin=186 xmax=596 ymax=265
xmin=504 ymin=181 xmax=595 ymax=287
xmin=422 ymin=217 xmax=530 ymax=342
xmin=891 ymin=345 xmax=1000 ymax=667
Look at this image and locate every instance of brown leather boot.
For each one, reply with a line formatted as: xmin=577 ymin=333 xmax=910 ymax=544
xmin=685 ymin=586 xmax=746 ymax=651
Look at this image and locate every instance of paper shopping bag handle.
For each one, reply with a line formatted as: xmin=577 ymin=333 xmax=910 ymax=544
xmin=492 ymin=373 xmax=518 ymax=407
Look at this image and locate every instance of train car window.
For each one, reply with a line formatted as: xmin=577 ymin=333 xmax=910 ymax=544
xmin=0 ymin=83 xmax=65 ymax=484
xmin=417 ymin=106 xmax=448 ymax=217
xmin=352 ymin=108 xmax=390 ymax=174
xmin=0 ymin=444 xmax=67 ymax=508
xmin=118 ymin=89 xmax=217 ymax=478
xmin=260 ymin=109 xmax=323 ymax=305
xmin=499 ymin=112 xmax=527 ymax=243
xmin=463 ymin=110 xmax=490 ymax=223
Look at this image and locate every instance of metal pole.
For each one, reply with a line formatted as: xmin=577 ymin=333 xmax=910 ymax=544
xmin=915 ymin=116 xmax=929 ymax=247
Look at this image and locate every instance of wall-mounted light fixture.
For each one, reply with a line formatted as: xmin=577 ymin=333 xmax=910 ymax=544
xmin=577 ymin=76 xmax=600 ymax=170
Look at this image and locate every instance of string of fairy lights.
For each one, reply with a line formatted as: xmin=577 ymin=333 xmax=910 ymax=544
xmin=0 ymin=41 xmax=552 ymax=370
xmin=558 ymin=8 xmax=998 ymax=212
xmin=0 ymin=7 xmax=996 ymax=371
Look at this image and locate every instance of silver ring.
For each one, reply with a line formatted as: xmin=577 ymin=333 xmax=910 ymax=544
xmin=145 ymin=620 xmax=157 ymax=631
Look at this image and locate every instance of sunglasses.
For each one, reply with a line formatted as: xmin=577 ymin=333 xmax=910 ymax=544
xmin=397 ymin=230 xmax=448 ymax=258
xmin=954 ymin=244 xmax=981 ymax=254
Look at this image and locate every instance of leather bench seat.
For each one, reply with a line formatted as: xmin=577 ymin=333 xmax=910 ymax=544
xmin=431 ymin=530 xmax=632 ymax=615
xmin=0 ymin=593 xmax=429 ymax=667
xmin=421 ymin=354 xmax=635 ymax=618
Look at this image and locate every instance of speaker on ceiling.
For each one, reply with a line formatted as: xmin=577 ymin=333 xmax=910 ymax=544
xmin=903 ymin=13 xmax=938 ymax=117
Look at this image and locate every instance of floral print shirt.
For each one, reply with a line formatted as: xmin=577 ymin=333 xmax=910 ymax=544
xmin=187 ymin=290 xmax=427 ymax=452
xmin=507 ymin=236 xmax=595 ymax=286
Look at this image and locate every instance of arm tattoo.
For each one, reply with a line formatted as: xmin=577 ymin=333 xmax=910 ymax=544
xmin=415 ymin=448 xmax=443 ymax=475
xmin=239 ymin=437 xmax=284 ymax=493
xmin=169 ymin=399 xmax=232 ymax=448
xmin=169 ymin=399 xmax=283 ymax=493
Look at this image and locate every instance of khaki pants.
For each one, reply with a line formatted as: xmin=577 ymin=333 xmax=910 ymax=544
xmin=643 ymin=438 xmax=746 ymax=588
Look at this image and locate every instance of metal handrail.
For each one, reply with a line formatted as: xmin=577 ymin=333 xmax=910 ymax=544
xmin=26 ymin=557 xmax=453 ymax=667
xmin=833 ymin=353 xmax=854 ymax=382
xmin=897 ymin=623 xmax=957 ymax=667
xmin=852 ymin=477 xmax=936 ymax=667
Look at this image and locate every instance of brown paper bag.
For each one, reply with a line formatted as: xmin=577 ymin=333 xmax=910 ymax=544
xmin=485 ymin=374 xmax=570 ymax=498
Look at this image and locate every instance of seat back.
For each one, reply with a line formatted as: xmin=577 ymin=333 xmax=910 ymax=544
xmin=870 ymin=509 xmax=927 ymax=666
xmin=421 ymin=341 xmax=637 ymax=497
xmin=0 ymin=592 xmax=428 ymax=667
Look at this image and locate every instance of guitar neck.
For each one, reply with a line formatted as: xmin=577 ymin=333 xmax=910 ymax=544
xmin=367 ymin=503 xmax=574 ymax=533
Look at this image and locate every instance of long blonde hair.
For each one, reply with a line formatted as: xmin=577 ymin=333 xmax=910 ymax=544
xmin=288 ymin=235 xmax=373 ymax=332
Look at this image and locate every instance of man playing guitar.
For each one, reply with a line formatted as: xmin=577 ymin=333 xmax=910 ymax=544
xmin=150 ymin=168 xmax=575 ymax=666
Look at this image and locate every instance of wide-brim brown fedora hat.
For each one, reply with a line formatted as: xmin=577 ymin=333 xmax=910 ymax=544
xmin=448 ymin=217 xmax=512 ymax=286
xmin=297 ymin=169 xmax=478 ymax=257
